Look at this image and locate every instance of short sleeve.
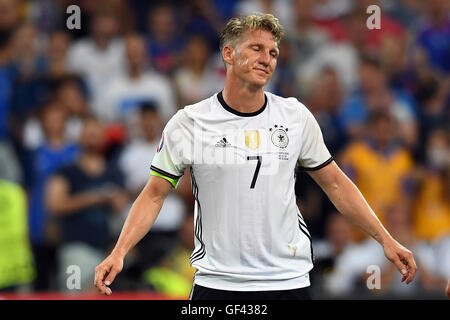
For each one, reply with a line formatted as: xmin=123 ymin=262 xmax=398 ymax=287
xmin=150 ymin=111 xmax=193 ymax=188
xmin=297 ymin=104 xmax=333 ymax=170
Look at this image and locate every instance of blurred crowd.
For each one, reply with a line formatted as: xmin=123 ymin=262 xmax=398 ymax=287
xmin=0 ymin=0 xmax=448 ymax=299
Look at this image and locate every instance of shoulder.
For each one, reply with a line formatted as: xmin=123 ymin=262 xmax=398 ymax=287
xmin=266 ymin=92 xmax=303 ymax=110
xmin=266 ymin=92 xmax=312 ymax=120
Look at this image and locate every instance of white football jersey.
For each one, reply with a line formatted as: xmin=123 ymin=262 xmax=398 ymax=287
xmin=150 ymin=91 xmax=332 ymax=291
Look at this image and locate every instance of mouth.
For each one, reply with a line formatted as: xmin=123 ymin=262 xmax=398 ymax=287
xmin=253 ymin=67 xmax=269 ymax=74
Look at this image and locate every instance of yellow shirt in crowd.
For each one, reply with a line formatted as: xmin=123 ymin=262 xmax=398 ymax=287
xmin=414 ymin=172 xmax=450 ymax=241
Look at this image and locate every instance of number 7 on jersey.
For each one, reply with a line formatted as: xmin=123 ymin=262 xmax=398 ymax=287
xmin=247 ymin=156 xmax=262 ymax=189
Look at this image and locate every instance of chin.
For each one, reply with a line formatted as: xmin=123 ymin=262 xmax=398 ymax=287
xmin=250 ymin=76 xmax=270 ymax=88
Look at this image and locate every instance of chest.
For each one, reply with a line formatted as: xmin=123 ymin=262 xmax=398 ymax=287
xmin=190 ymin=119 xmax=302 ymax=176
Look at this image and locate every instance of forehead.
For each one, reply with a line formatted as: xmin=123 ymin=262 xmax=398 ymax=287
xmin=240 ymin=29 xmax=278 ymax=48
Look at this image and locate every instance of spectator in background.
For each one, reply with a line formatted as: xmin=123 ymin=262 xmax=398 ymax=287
xmin=339 ymin=54 xmax=417 ymax=148
xmin=433 ymin=236 xmax=450 ymax=294
xmin=67 ymin=6 xmax=125 ymax=121
xmin=25 ymin=0 xmax=67 ymax=35
xmin=311 ymin=212 xmax=354 ymax=296
xmin=183 ymin=0 xmax=224 ymax=50
xmin=54 ymin=75 xmax=90 ymax=142
xmin=0 ymin=0 xmax=20 ymax=34
xmin=174 ymin=34 xmax=225 ymax=107
xmin=343 ymin=0 xmax=406 ymax=55
xmin=118 ymin=103 xmax=187 ymax=278
xmin=46 ymin=31 xmax=71 ymax=79
xmin=288 ymin=0 xmax=329 ymax=77
xmin=413 ymin=128 xmax=450 ymax=242
xmin=0 ymin=179 xmax=35 ymax=292
xmin=415 ymin=0 xmax=450 ymax=75
xmin=27 ymin=98 xmax=80 ymax=291
xmin=46 ymin=117 xmax=128 ymax=292
xmin=99 ymin=33 xmax=177 ymax=126
xmin=142 ymin=214 xmax=195 ymax=299
xmin=23 ymin=76 xmax=88 ymax=149
xmin=9 ymin=23 xmax=49 ymax=131
xmin=324 ymin=204 xmax=438 ymax=298
xmin=306 ymin=66 xmax=347 ymax=155
xmin=383 ymin=0 xmax=424 ymax=31
xmin=291 ymin=0 xmax=359 ymax=95
xmin=378 ymin=33 xmax=409 ymax=90
xmin=267 ymin=38 xmax=297 ymax=98
xmin=294 ymin=66 xmax=346 ymax=238
xmin=415 ymin=76 xmax=449 ymax=162
xmin=146 ymin=3 xmax=184 ymax=75
xmin=234 ymin=0 xmax=294 ymax=32
xmin=374 ymin=205 xmax=444 ymax=296
xmin=341 ymin=110 xmax=414 ymax=238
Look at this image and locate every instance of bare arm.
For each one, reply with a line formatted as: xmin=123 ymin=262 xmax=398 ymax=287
xmin=307 ymin=161 xmax=417 ymax=284
xmin=94 ymin=175 xmax=173 ymax=295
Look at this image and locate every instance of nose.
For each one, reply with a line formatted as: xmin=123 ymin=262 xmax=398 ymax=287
xmin=258 ymin=50 xmax=271 ymax=67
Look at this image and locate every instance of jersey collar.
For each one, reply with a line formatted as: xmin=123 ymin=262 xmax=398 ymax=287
xmin=217 ymin=91 xmax=267 ymax=117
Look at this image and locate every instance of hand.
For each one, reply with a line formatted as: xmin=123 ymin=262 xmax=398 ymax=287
xmin=94 ymin=253 xmax=124 ymax=295
xmin=383 ymin=238 xmax=417 ymax=284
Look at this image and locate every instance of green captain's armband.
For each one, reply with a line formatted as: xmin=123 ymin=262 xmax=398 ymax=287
xmin=150 ymin=166 xmax=181 ymax=188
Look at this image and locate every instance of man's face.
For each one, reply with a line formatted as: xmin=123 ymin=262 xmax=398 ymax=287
xmin=80 ymin=120 xmax=105 ymax=152
xmin=125 ymin=36 xmax=146 ymax=69
xmin=371 ymin=116 xmax=394 ymax=146
xmin=225 ymin=29 xmax=279 ymax=88
xmin=140 ymin=110 xmax=161 ymax=141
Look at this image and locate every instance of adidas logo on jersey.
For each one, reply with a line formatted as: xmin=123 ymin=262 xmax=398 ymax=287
xmin=215 ymin=137 xmax=232 ymax=148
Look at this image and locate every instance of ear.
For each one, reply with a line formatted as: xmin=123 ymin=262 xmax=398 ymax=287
xmin=222 ymin=45 xmax=234 ymax=67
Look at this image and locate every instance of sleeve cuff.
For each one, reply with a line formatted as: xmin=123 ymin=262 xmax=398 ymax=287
xmin=299 ymin=156 xmax=334 ymax=171
xmin=150 ymin=165 xmax=182 ymax=188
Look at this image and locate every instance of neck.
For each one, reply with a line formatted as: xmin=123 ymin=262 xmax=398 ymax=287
xmin=222 ymin=77 xmax=265 ymax=114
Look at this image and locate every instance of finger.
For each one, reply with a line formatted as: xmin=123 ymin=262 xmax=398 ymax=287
xmin=404 ymin=255 xmax=417 ymax=284
xmin=94 ymin=266 xmax=109 ymax=292
xmin=391 ymin=256 xmax=408 ymax=281
xmin=94 ymin=267 xmax=105 ymax=288
xmin=104 ymin=267 xmax=120 ymax=287
xmin=102 ymin=283 xmax=112 ymax=296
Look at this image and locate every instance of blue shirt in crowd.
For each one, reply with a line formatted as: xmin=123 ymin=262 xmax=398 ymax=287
xmin=29 ymin=143 xmax=80 ymax=245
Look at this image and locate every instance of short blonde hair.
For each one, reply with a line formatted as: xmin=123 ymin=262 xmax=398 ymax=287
xmin=219 ymin=13 xmax=284 ymax=52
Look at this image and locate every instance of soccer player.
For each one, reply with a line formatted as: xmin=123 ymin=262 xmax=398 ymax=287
xmin=94 ymin=13 xmax=416 ymax=300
